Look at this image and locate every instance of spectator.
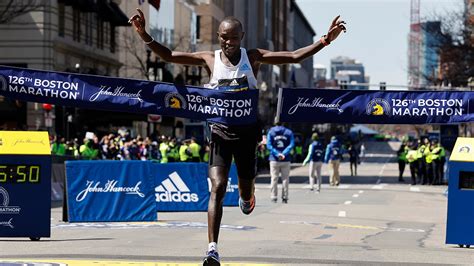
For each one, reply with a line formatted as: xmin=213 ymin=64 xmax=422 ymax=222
xmin=397 ymin=141 xmax=408 ymax=182
xmin=51 ymin=136 xmax=66 ymax=156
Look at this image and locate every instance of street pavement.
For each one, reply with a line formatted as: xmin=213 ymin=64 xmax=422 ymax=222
xmin=1 ymin=141 xmax=473 ymax=265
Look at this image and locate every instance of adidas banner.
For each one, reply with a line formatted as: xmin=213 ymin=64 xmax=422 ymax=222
xmin=65 ymin=161 xmax=157 ymax=222
xmin=154 ymin=163 xmax=210 ymax=212
xmin=0 ymin=66 xmax=258 ymax=125
xmin=222 ymin=164 xmax=240 ymax=207
xmin=277 ymin=88 xmax=474 ymax=124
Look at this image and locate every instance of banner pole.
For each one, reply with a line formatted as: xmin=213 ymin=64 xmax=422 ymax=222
xmin=276 ymin=87 xmax=283 ymax=123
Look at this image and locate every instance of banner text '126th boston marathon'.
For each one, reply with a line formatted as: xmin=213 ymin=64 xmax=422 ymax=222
xmin=277 ymin=88 xmax=474 ymax=124
xmin=0 ymin=66 xmax=258 ymax=125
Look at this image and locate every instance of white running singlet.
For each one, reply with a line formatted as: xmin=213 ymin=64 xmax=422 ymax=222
xmin=205 ymin=48 xmax=258 ymax=90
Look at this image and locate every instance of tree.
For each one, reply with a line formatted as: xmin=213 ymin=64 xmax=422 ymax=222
xmin=419 ymin=2 xmax=474 ymax=88
xmin=0 ymin=0 xmax=43 ymax=24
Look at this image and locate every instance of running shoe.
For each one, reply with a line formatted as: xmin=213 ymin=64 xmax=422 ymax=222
xmin=239 ymin=195 xmax=256 ymax=215
xmin=203 ymin=250 xmax=220 ymax=266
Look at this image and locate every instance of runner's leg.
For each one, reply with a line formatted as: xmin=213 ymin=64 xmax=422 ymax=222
xmin=208 ymin=166 xmax=229 ymax=243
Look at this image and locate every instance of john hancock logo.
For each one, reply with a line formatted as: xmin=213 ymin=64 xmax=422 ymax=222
xmin=0 ymin=75 xmax=7 ymax=91
xmin=366 ymin=98 xmax=390 ymax=116
xmin=164 ymin=92 xmax=187 ymax=110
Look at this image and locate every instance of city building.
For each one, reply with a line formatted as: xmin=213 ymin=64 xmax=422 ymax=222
xmin=330 ymin=56 xmax=368 ymax=90
xmin=313 ymin=64 xmax=327 ymax=88
xmin=0 ymin=0 xmax=131 ymax=139
xmin=420 ymin=21 xmax=442 ymax=86
xmin=288 ymin=1 xmax=315 ymax=88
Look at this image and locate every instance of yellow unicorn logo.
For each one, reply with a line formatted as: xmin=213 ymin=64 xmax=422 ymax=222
xmin=372 ymin=103 xmax=384 ymax=115
xmin=169 ymin=96 xmax=181 ymax=109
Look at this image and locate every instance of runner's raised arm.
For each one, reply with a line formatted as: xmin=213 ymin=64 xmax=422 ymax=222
xmin=129 ymin=8 xmax=213 ymax=69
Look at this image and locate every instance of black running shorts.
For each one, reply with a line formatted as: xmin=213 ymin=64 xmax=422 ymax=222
xmin=208 ymin=122 xmax=259 ymax=180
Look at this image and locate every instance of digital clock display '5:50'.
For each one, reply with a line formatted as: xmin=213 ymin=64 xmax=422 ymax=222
xmin=0 ymin=165 xmax=41 ymax=183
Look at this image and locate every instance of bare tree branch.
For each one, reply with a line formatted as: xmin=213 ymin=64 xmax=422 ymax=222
xmin=0 ymin=0 xmax=43 ymax=24
xmin=417 ymin=2 xmax=474 ymax=87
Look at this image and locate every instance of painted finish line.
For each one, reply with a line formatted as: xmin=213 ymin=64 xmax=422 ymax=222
xmin=0 ymin=260 xmax=273 ymax=266
xmin=51 ymin=221 xmax=256 ymax=231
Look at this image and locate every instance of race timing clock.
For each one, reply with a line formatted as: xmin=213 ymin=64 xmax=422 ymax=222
xmin=0 ymin=131 xmax=51 ymax=240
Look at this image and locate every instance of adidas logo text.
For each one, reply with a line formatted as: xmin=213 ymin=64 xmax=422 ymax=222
xmin=155 ymin=172 xmax=199 ymax=203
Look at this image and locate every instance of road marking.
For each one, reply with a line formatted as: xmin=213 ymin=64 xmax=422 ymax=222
xmin=0 ymin=260 xmax=274 ymax=266
xmin=280 ymin=221 xmax=426 ymax=233
xmin=344 ymin=201 xmax=352 ymax=205
xmin=338 ymin=211 xmax=346 ymax=217
xmin=372 ymin=184 xmax=384 ymax=189
xmin=337 ymin=184 xmax=350 ymax=189
xmin=352 ymin=194 xmax=359 ymax=198
xmin=314 ymin=234 xmax=332 ymax=240
xmin=359 ymin=190 xmax=364 ymax=194
xmin=376 ymin=154 xmax=395 ymax=184
xmin=335 ymin=223 xmax=379 ymax=230
xmin=410 ymin=187 xmax=420 ymax=192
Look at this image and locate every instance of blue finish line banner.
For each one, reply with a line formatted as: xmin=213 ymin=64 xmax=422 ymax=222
xmin=278 ymin=88 xmax=474 ymax=124
xmin=0 ymin=66 xmax=258 ymax=125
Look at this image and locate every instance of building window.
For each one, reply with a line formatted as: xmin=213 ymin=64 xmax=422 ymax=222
xmin=84 ymin=13 xmax=92 ymax=46
xmin=196 ymin=15 xmax=201 ymax=40
xmin=73 ymin=8 xmax=81 ymax=42
xmin=110 ymin=25 xmax=116 ymax=53
xmin=104 ymin=21 xmax=110 ymax=46
xmin=97 ymin=15 xmax=103 ymax=49
xmin=91 ymin=13 xmax=97 ymax=46
xmin=58 ymin=3 xmax=65 ymax=37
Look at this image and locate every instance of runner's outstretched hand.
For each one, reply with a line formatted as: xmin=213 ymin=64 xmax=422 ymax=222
xmin=129 ymin=8 xmax=146 ymax=34
xmin=326 ymin=15 xmax=347 ymax=43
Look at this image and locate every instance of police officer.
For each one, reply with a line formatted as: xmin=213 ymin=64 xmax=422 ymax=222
xmin=159 ymin=136 xmax=170 ymax=163
xmin=431 ymin=139 xmax=446 ymax=185
xmin=406 ymin=142 xmax=418 ymax=185
xmin=303 ymin=133 xmax=324 ymax=192
xmin=267 ymin=121 xmax=295 ymax=203
xmin=179 ymin=139 xmax=192 ymax=162
xmin=416 ymin=138 xmax=428 ymax=185
xmin=189 ymin=137 xmax=202 ymax=162
xmin=294 ymin=143 xmax=303 ymax=163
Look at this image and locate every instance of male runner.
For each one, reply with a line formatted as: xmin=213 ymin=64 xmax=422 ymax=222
xmin=129 ymin=9 xmax=346 ymax=265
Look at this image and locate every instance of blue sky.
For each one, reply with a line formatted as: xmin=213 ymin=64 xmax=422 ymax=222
xmin=295 ymin=0 xmax=464 ymax=88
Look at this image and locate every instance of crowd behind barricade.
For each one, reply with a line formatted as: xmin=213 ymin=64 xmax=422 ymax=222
xmin=49 ymin=128 xmax=366 ymax=172
xmin=49 ymin=131 xmax=210 ymax=163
